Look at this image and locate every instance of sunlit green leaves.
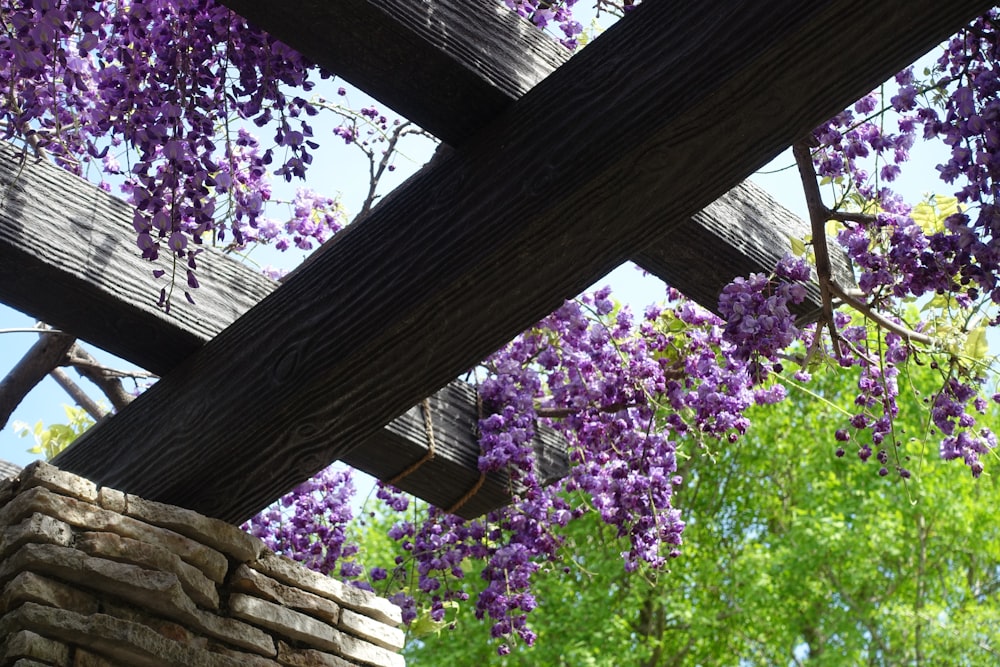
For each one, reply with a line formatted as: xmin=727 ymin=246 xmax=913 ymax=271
xmin=12 ymin=404 xmax=94 ymax=460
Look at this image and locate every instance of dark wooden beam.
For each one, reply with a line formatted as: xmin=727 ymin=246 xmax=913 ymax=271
xmin=0 ymin=141 xmax=273 ymax=377
xmin=223 ymin=0 xmax=848 ymax=314
xmin=218 ymin=0 xmax=569 ymax=146
xmin=0 ymin=135 xmax=817 ymax=516
xmin=0 ymin=141 xmax=565 ymax=518
xmin=54 ymin=0 xmax=991 ymax=523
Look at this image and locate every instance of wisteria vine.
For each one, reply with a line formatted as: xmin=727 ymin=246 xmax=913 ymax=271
xmin=6 ymin=0 xmax=1000 ymax=655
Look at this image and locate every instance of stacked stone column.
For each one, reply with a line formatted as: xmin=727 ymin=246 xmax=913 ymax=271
xmin=0 ymin=462 xmax=404 ymax=667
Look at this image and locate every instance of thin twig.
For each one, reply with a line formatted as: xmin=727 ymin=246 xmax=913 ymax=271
xmin=828 ymin=210 xmax=878 ymax=225
xmin=828 ymin=282 xmax=934 ymax=346
xmin=65 ymin=344 xmax=138 ymax=411
xmin=65 ymin=357 xmax=157 ymax=380
xmin=49 ymin=367 xmax=105 ymax=420
xmin=0 ymin=327 xmax=67 ymax=335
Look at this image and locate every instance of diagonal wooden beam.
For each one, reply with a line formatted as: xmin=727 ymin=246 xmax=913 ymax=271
xmin=54 ymin=0 xmax=991 ymax=522
xmin=0 ymin=135 xmax=815 ymax=516
xmin=217 ymin=0 xmax=569 ymax=147
xmin=0 ymin=142 xmax=567 ymax=518
xmin=223 ymin=0 xmax=849 ymax=317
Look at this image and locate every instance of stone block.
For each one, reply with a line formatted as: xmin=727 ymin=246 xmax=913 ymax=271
xmin=229 ymin=594 xmax=341 ymax=652
xmin=77 ymin=531 xmax=219 ymax=610
xmin=0 ymin=513 xmax=73 ymax=560
xmin=339 ymin=609 xmax=405 ymax=651
xmin=1 ymin=601 xmax=275 ymax=667
xmin=276 ymin=641 xmax=353 ymax=667
xmin=0 ymin=487 xmax=228 ymax=582
xmin=250 ymin=555 xmax=401 ymax=627
xmin=19 ymin=461 xmax=98 ymax=504
xmin=1 ymin=628 xmax=70 ymax=665
xmin=334 ymin=631 xmax=405 ymax=667
xmin=1 ymin=571 xmax=99 ymax=615
xmin=230 ymin=565 xmax=339 ymax=624
xmin=0 ymin=543 xmax=274 ymax=656
xmin=123 ymin=495 xmax=264 ymax=562
xmin=96 ymin=487 xmax=126 ymax=514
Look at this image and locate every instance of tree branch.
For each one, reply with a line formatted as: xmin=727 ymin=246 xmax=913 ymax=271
xmin=828 ymin=210 xmax=878 ymax=225
xmin=0 ymin=326 xmax=76 ymax=429
xmin=828 ymin=282 xmax=934 ymax=346
xmin=792 ymin=141 xmax=848 ymax=358
xmin=65 ymin=343 xmax=136 ymax=412
xmin=49 ymin=367 xmax=105 ymax=420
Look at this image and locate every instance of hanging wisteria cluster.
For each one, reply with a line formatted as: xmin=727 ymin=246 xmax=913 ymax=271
xmin=6 ymin=0 xmax=1000 ymax=655
xmin=0 ymin=0 xmax=381 ymax=304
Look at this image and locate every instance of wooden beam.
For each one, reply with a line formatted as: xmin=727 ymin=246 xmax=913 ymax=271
xmin=1 ymin=135 xmax=818 ymax=515
xmin=0 ymin=141 xmax=565 ymax=518
xmin=218 ymin=0 xmax=569 ymax=146
xmin=224 ymin=0 xmax=848 ymax=314
xmin=631 ymin=180 xmax=857 ymax=323
xmin=54 ymin=0 xmax=991 ymax=523
xmin=0 ymin=141 xmax=273 ymax=377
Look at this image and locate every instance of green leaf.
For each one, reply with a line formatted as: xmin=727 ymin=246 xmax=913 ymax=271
xmin=910 ymin=201 xmax=942 ymax=234
xmin=410 ymin=601 xmax=459 ymax=638
xmin=790 ymin=237 xmax=806 ymax=257
xmin=964 ymin=324 xmax=989 ymax=361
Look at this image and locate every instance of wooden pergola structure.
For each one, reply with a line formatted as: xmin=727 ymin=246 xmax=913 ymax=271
xmin=0 ymin=0 xmax=991 ymax=524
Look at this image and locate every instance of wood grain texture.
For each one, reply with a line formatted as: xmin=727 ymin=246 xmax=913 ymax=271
xmin=218 ymin=0 xmax=570 ymax=145
xmin=260 ymin=0 xmax=847 ymax=316
xmin=342 ymin=380 xmax=569 ymax=519
xmin=633 ymin=179 xmax=857 ymax=323
xmin=0 ymin=142 xmax=273 ymax=376
xmin=54 ymin=0 xmax=991 ymax=522
xmin=0 ymin=143 xmax=564 ymax=516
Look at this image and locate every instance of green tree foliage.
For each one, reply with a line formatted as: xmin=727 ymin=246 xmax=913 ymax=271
xmin=394 ymin=362 xmax=1000 ymax=666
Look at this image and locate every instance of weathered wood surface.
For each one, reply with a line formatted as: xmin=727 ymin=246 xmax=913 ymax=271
xmin=54 ymin=0 xmax=991 ymax=523
xmin=0 ymin=138 xmax=824 ymax=516
xmin=344 ymin=380 xmax=569 ymax=518
xmin=233 ymin=0 xmax=847 ymax=315
xmin=218 ymin=0 xmax=569 ymax=146
xmin=0 ymin=141 xmax=273 ymax=377
xmin=632 ymin=180 xmax=857 ymax=323
xmin=0 ymin=144 xmax=565 ymax=517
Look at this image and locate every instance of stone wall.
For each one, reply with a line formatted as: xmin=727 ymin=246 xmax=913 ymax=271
xmin=0 ymin=462 xmax=405 ymax=667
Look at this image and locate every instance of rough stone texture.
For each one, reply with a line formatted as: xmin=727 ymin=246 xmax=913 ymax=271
xmin=102 ymin=601 xmax=283 ymax=667
xmin=123 ymin=494 xmax=264 ymax=562
xmin=1 ymin=571 xmax=99 ymax=616
xmin=76 ymin=531 xmax=220 ymax=610
xmin=0 ymin=486 xmax=228 ymax=582
xmin=72 ymin=649 xmax=123 ymax=666
xmin=0 ymin=543 xmax=274 ymax=656
xmin=230 ymin=594 xmax=341 ymax=651
xmin=96 ymin=487 xmax=126 ymax=514
xmin=0 ymin=464 xmax=404 ymax=667
xmin=230 ymin=565 xmax=339 ymax=625
xmin=277 ymin=641 xmax=353 ymax=667
xmin=1 ymin=602 xmax=269 ymax=667
xmin=251 ymin=555 xmax=402 ymax=627
xmin=335 ymin=631 xmax=406 ymax=667
xmin=1 ymin=628 xmax=70 ymax=665
xmin=0 ymin=479 xmax=17 ymax=511
xmin=0 ymin=512 xmax=73 ymax=559
xmin=18 ymin=461 xmax=98 ymax=504
xmin=339 ymin=609 xmax=405 ymax=651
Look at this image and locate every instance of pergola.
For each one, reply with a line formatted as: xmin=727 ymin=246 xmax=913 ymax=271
xmin=1 ymin=0 xmax=990 ymax=523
